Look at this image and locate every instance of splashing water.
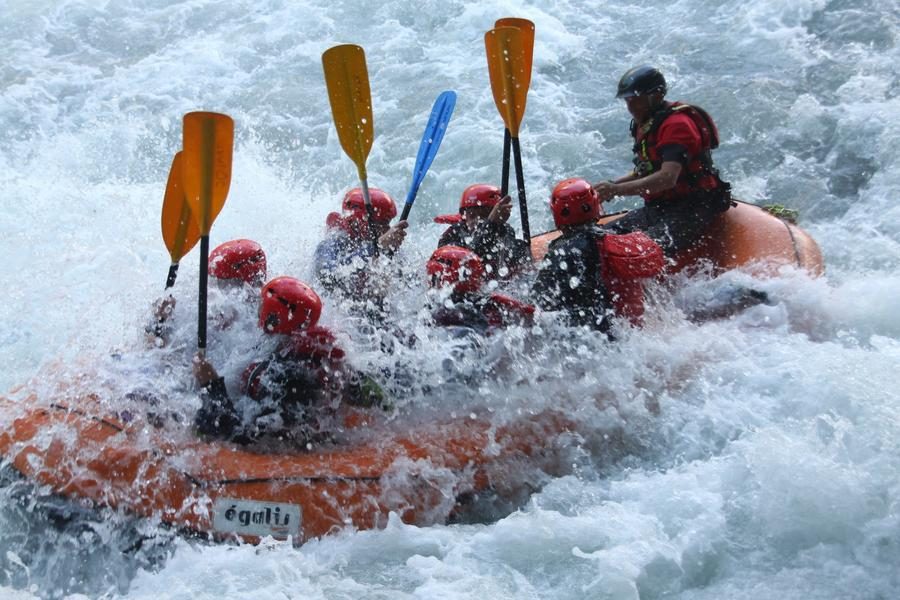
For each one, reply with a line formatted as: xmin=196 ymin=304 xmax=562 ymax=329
xmin=1 ymin=0 xmax=899 ymax=598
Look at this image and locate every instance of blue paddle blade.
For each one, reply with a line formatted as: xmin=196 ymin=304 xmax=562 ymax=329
xmin=403 ymin=90 xmax=457 ymax=211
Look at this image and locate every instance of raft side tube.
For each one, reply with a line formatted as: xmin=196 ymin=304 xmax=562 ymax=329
xmin=0 ymin=395 xmax=576 ymax=545
xmin=530 ymin=200 xmax=824 ymax=276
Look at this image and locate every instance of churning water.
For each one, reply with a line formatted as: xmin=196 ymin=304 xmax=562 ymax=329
xmin=1 ymin=0 xmax=898 ymax=598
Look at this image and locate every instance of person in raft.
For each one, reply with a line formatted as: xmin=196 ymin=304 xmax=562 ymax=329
xmin=192 ymin=276 xmax=386 ymax=444
xmin=593 ymin=66 xmax=733 ymax=256
xmin=147 ymin=239 xmax=267 ymax=347
xmin=531 ymin=178 xmax=665 ymax=331
xmin=427 ymin=245 xmax=535 ymax=334
xmin=313 ymin=187 xmax=408 ymax=320
xmin=434 ymin=184 xmax=531 ymax=281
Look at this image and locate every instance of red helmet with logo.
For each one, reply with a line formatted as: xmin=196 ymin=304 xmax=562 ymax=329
xmin=550 ymin=178 xmax=601 ymax=228
xmin=259 ymin=277 xmax=322 ymax=335
xmin=342 ymin=187 xmax=398 ymax=223
xmin=426 ymin=245 xmax=484 ymax=294
xmin=459 ymin=184 xmax=503 ymax=212
xmin=208 ymin=239 xmax=267 ymax=285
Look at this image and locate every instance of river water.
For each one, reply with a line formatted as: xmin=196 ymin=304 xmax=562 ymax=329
xmin=1 ymin=0 xmax=898 ymax=598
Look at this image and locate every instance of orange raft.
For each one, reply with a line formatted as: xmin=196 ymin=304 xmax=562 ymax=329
xmin=0 ymin=201 xmax=823 ymax=545
xmin=0 ymin=393 xmax=575 ymax=545
xmin=530 ymin=200 xmax=824 ymax=276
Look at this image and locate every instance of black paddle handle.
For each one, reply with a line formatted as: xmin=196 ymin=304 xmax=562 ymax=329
xmin=511 ymin=136 xmax=531 ymax=245
xmin=197 ymin=235 xmax=209 ymax=350
xmin=366 ymin=203 xmax=380 ymax=257
xmin=399 ymin=202 xmax=412 ymax=222
xmin=500 ymin=128 xmax=511 ymax=197
xmin=165 ymin=263 xmax=179 ymax=289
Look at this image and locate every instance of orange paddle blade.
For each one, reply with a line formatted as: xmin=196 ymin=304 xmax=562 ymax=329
xmin=182 ymin=112 xmax=234 ymax=234
xmin=322 ymin=44 xmax=374 ymax=181
xmin=485 ymin=26 xmax=530 ymax=137
xmin=160 ymin=152 xmax=201 ymax=263
xmin=494 ymin=17 xmax=535 ymax=91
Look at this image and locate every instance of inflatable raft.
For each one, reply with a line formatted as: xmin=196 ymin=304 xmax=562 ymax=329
xmin=0 ymin=393 xmax=573 ymax=544
xmin=0 ymin=200 xmax=823 ymax=545
xmin=531 ymin=199 xmax=824 ymax=276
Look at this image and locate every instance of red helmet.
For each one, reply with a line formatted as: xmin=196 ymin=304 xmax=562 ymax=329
xmin=426 ymin=246 xmax=484 ymax=294
xmin=550 ymin=178 xmax=600 ymax=228
xmin=259 ymin=277 xmax=322 ymax=335
xmin=342 ymin=187 xmax=398 ymax=223
xmin=208 ymin=239 xmax=267 ymax=285
xmin=459 ymin=184 xmax=502 ymax=212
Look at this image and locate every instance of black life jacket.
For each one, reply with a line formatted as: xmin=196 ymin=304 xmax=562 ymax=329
xmin=630 ymin=102 xmax=725 ymax=201
xmin=240 ymin=326 xmax=345 ymax=401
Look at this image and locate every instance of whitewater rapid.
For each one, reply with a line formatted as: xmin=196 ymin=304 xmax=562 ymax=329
xmin=1 ymin=0 xmax=899 ymax=598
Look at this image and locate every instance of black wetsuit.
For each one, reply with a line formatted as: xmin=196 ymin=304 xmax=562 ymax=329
xmin=531 ymin=223 xmax=612 ymax=332
xmin=194 ymin=351 xmax=324 ymax=444
xmin=430 ymin=289 xmax=536 ymax=333
xmin=194 ymin=329 xmax=387 ymax=445
xmin=438 ymin=221 xmax=530 ymax=278
xmin=430 ymin=292 xmax=492 ymax=334
xmin=604 ymin=197 xmax=725 ymax=256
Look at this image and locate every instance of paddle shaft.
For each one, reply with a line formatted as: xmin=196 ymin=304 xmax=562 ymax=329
xmin=501 ymin=128 xmax=512 ymax=197
xmin=511 ymin=135 xmax=531 ymax=245
xmin=197 ymin=121 xmax=214 ymax=351
xmin=197 ymin=235 xmax=210 ymax=350
xmin=400 ymin=193 xmax=414 ymax=222
xmin=153 ymin=275 xmax=178 ymax=338
xmin=359 ymin=180 xmax=380 ymax=257
xmin=165 ymin=263 xmax=179 ymax=289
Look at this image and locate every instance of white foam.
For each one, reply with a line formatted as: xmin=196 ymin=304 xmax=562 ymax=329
xmin=1 ymin=0 xmax=899 ymax=598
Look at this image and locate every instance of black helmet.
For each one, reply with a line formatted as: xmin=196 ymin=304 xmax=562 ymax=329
xmin=616 ymin=66 xmax=667 ymax=98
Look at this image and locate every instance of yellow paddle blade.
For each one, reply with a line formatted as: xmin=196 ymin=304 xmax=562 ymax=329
xmin=161 ymin=151 xmax=201 ymax=263
xmin=182 ymin=111 xmax=234 ymax=234
xmin=322 ymin=44 xmax=373 ymax=181
xmin=485 ymin=26 xmax=530 ymax=137
xmin=494 ymin=17 xmax=535 ymax=91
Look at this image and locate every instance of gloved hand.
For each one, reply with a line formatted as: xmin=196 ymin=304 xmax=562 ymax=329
xmin=346 ymin=373 xmax=391 ymax=410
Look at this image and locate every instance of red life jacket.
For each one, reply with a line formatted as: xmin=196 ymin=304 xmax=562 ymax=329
xmin=483 ymin=293 xmax=536 ymax=328
xmin=283 ymin=325 xmax=345 ymax=363
xmin=325 ymin=211 xmax=362 ymax=239
xmin=598 ymin=232 xmax=665 ymax=324
xmin=631 ymin=102 xmax=722 ymax=202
